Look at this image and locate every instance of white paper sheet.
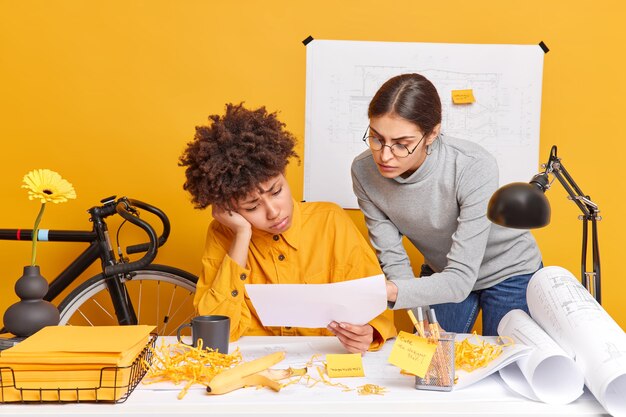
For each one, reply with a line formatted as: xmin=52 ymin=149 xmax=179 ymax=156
xmin=453 ymin=334 xmax=532 ymax=390
xmin=245 ymin=275 xmax=387 ymax=327
xmin=518 ymin=266 xmax=626 ymax=416
xmin=497 ymin=309 xmax=584 ymax=404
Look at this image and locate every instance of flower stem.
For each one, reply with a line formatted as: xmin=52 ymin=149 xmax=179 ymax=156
xmin=31 ymin=203 xmax=46 ymax=266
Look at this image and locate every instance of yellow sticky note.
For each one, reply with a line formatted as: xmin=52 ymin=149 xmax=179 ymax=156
xmin=326 ymin=353 xmax=365 ymax=378
xmin=451 ymin=89 xmax=475 ymax=104
xmin=388 ymin=331 xmax=437 ymax=378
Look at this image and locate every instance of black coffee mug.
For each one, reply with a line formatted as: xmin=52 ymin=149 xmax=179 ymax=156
xmin=176 ymin=315 xmax=230 ymax=353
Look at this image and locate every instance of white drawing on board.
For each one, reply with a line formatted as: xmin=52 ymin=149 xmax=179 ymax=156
xmin=304 ymin=41 xmax=544 ymax=208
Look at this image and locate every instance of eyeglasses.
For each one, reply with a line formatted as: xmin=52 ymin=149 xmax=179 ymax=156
xmin=362 ymin=126 xmax=426 ymax=158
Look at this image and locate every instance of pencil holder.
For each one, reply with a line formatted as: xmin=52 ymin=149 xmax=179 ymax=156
xmin=415 ymin=332 xmax=455 ymax=392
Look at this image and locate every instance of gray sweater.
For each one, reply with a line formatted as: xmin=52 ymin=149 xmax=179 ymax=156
xmin=351 ymin=134 xmax=542 ymax=309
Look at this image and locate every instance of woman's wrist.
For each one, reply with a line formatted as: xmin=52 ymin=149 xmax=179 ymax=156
xmin=229 ymin=228 xmax=252 ymax=268
xmin=386 ymin=280 xmax=398 ymax=302
xmin=234 ymin=226 xmax=252 ymax=239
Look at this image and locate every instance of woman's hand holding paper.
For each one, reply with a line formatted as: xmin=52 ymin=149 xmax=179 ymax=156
xmin=327 ymin=321 xmax=374 ymax=354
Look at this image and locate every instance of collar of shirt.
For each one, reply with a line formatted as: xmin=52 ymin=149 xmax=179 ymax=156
xmin=249 ymin=199 xmax=301 ymax=258
xmin=394 ymin=134 xmax=442 ymax=185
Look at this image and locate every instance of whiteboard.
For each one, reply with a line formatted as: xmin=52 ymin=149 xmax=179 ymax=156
xmin=303 ymin=40 xmax=544 ymax=208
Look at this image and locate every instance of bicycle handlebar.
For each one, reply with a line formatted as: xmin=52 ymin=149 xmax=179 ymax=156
xmin=125 ymin=199 xmax=171 ymax=254
xmin=102 ymin=198 xmax=170 ymax=277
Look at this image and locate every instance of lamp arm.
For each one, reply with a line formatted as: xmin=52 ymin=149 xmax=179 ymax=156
xmin=591 ymin=216 xmax=601 ymax=303
xmin=544 ymin=148 xmax=601 ymax=303
xmin=547 ymin=159 xmax=600 ymax=220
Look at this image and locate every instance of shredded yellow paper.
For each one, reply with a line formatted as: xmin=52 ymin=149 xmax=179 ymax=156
xmin=316 ymin=365 xmax=353 ymax=391
xmin=143 ymin=348 xmax=388 ymax=398
xmin=454 ymin=332 xmax=513 ymax=373
xmin=357 ymin=383 xmax=387 ymax=396
xmin=142 ymin=340 xmax=242 ymax=399
xmin=280 ymin=354 xmax=388 ymax=395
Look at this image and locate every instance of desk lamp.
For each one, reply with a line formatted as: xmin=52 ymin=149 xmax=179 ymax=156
xmin=487 ymin=145 xmax=602 ymax=303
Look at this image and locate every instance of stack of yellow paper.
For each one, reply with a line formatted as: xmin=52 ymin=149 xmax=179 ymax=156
xmin=0 ymin=325 xmax=154 ymax=402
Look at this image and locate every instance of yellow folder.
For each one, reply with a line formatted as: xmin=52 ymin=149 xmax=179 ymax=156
xmin=0 ymin=325 xmax=154 ymax=402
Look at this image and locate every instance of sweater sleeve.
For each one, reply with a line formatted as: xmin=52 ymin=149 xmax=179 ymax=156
xmin=392 ymin=155 xmax=498 ymax=309
xmin=193 ymin=224 xmax=253 ymax=342
xmin=351 ymin=166 xmax=416 ymax=284
xmin=333 ymin=207 xmax=397 ymax=350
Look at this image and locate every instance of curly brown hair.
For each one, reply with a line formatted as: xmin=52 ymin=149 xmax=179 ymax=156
xmin=179 ymin=103 xmax=299 ymax=210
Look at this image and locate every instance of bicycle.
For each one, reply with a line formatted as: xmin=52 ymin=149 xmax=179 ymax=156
xmin=0 ymin=196 xmax=198 ymax=337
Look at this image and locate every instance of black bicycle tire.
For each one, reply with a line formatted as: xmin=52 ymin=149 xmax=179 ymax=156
xmin=57 ymin=264 xmax=198 ymax=333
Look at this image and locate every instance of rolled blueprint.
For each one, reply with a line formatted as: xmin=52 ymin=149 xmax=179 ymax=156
xmin=498 ymin=309 xmax=584 ymax=404
xmin=525 ymin=266 xmax=626 ymax=416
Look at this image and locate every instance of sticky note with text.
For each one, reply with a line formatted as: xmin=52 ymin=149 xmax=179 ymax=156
xmin=451 ymin=89 xmax=475 ymax=104
xmin=326 ymin=353 xmax=365 ymax=378
xmin=388 ymin=331 xmax=437 ymax=378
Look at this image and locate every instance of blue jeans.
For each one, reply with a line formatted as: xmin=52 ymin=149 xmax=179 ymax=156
xmin=425 ymin=264 xmax=542 ymax=336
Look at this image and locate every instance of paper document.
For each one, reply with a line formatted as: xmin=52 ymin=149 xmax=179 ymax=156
xmin=0 ymin=325 xmax=154 ymax=402
xmin=454 ymin=334 xmax=532 ymax=390
xmin=245 ymin=275 xmax=387 ymax=327
xmin=497 ymin=266 xmax=626 ymax=416
xmin=498 ymin=309 xmax=584 ymax=404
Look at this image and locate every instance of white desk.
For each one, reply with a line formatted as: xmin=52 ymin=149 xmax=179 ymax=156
xmin=1 ymin=336 xmax=610 ymax=417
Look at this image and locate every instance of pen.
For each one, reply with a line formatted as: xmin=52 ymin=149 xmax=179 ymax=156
xmin=417 ymin=307 xmax=425 ymax=337
xmin=407 ymin=309 xmax=425 ymax=338
xmin=427 ymin=308 xmax=441 ymax=339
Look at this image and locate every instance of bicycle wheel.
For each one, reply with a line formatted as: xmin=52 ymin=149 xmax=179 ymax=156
xmin=57 ymin=264 xmax=197 ymax=336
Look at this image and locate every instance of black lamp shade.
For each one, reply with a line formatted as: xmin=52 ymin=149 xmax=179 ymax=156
xmin=487 ymin=182 xmax=551 ymax=229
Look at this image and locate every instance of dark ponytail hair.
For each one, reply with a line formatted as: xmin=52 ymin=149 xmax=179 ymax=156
xmin=368 ymin=73 xmax=442 ymax=136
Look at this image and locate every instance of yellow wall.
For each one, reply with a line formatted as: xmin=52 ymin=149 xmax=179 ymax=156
xmin=1 ymin=1 xmax=624 ymax=332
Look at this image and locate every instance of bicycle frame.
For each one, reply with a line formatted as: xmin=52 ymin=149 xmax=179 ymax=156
xmin=1 ymin=196 xmax=167 ymax=327
xmin=0 ymin=228 xmax=96 ymax=302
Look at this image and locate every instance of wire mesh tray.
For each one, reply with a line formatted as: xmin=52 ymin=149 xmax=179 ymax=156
xmin=0 ymin=334 xmax=156 ymax=404
xmin=415 ymin=332 xmax=455 ymax=392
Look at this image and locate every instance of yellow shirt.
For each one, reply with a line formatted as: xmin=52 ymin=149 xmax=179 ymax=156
xmin=194 ymin=200 xmax=396 ymax=350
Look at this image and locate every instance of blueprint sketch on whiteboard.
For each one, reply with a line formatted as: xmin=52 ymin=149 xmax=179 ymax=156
xmin=303 ymin=40 xmax=544 ymax=208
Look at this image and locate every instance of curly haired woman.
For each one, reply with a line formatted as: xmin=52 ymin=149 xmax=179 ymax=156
xmin=179 ymin=103 xmax=396 ymax=353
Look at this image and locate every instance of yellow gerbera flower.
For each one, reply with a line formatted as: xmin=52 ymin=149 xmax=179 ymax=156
xmin=22 ymin=169 xmax=77 ymax=204
xmin=21 ymin=169 xmax=77 ymax=265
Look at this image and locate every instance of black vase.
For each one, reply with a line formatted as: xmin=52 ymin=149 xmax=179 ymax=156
xmin=3 ymin=265 xmax=60 ymax=337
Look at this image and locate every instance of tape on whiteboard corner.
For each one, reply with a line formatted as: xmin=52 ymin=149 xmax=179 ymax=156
xmin=302 ymin=35 xmax=314 ymax=46
xmin=539 ymin=41 xmax=549 ymax=54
